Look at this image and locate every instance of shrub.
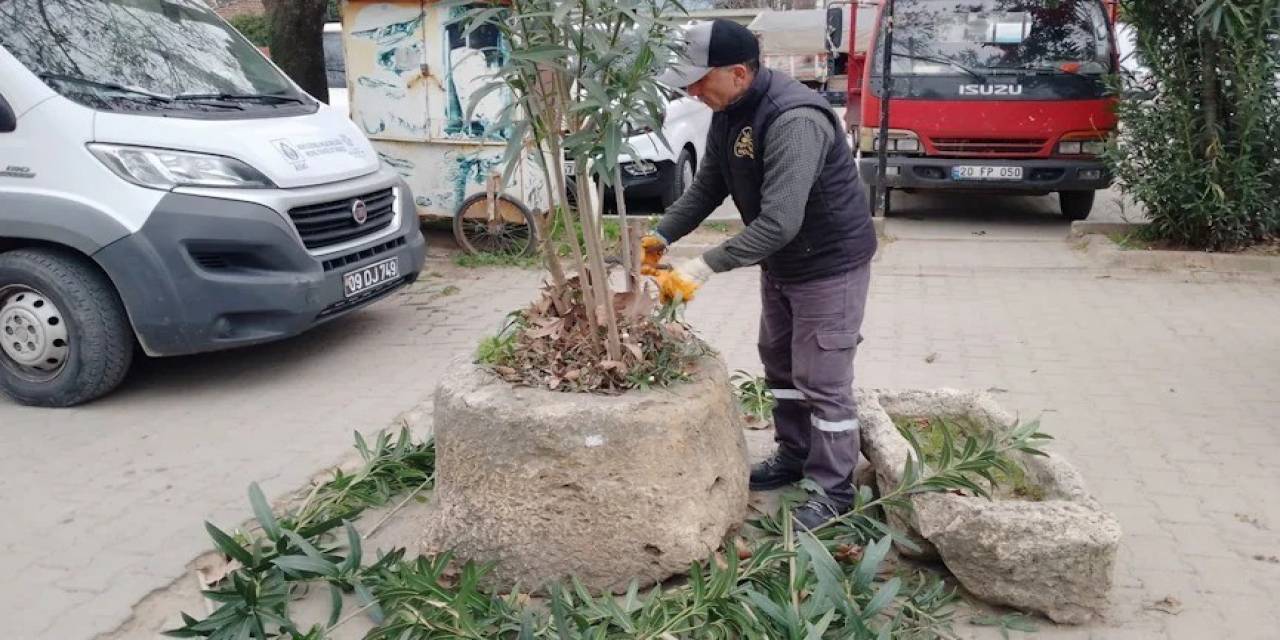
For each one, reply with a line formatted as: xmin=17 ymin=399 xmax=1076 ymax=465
xmin=1108 ymin=0 xmax=1280 ymax=251
xmin=228 ymin=13 xmax=271 ymax=48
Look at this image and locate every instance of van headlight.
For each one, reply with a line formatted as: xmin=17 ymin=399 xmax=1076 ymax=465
xmin=88 ymin=144 xmax=274 ymax=190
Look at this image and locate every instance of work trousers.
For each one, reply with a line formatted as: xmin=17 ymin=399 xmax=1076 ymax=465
xmin=758 ymin=262 xmax=871 ymax=506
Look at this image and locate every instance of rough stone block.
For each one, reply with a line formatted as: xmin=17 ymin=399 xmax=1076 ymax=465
xmin=420 ymin=356 xmax=749 ymax=593
xmin=859 ymin=388 xmax=1121 ymax=624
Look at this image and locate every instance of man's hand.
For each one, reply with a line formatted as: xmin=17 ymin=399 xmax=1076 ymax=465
xmin=640 ymin=234 xmax=667 ymax=275
xmin=656 ymin=256 xmax=714 ymax=303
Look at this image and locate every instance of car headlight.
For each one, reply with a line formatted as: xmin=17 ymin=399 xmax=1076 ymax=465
xmin=623 ymin=160 xmax=658 ymax=177
xmin=88 ymin=144 xmax=274 ymax=190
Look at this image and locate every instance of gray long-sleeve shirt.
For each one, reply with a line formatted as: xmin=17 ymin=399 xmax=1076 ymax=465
xmin=655 ymin=107 xmax=835 ymax=273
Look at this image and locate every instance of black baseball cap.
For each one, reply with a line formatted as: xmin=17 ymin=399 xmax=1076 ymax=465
xmin=657 ymin=19 xmax=761 ymax=88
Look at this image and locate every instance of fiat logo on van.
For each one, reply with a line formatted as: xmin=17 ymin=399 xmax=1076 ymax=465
xmin=351 ymin=199 xmax=369 ymax=225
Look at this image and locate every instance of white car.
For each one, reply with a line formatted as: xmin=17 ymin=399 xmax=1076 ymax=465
xmin=604 ymin=92 xmax=711 ymax=207
xmin=320 ymin=22 xmax=710 ymax=206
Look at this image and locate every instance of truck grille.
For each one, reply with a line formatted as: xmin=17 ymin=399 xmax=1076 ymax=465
xmin=930 ymin=137 xmax=1047 ymax=156
xmin=288 ymin=188 xmax=395 ymax=251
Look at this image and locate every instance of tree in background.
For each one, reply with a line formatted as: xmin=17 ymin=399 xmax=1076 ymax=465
xmin=261 ymin=0 xmax=329 ymax=103
xmin=1110 ymin=0 xmax=1280 ymax=250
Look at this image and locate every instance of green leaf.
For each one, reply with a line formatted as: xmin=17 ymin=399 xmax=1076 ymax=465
xmin=550 ymin=585 xmax=576 ymax=640
xmin=796 ymin=532 xmax=850 ymax=617
xmin=248 ymin=483 xmax=281 ymax=542
xmin=354 ymin=580 xmax=384 ymax=624
xmin=339 ymin=521 xmax=362 ymax=574
xmin=853 ymin=536 xmax=892 ymax=589
xmin=513 ymin=44 xmax=572 ymax=63
xmin=863 ymin=576 xmax=901 ymax=617
xmin=282 ymin=529 xmax=328 ymax=566
xmin=327 ymin=584 xmax=343 ymax=628
xmin=205 ymin=522 xmax=254 ymax=567
xmin=804 ymin=609 xmax=835 ymax=639
xmin=271 ymin=555 xmax=337 ymax=577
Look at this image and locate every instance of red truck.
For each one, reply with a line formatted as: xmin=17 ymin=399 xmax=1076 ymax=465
xmin=832 ymin=0 xmax=1121 ymax=219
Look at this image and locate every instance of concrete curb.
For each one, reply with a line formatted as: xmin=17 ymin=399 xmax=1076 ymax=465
xmin=1069 ymin=221 xmax=1146 ymax=238
xmin=1073 ymin=223 xmax=1280 ymax=274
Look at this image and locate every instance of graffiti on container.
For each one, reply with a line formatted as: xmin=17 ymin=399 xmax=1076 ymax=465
xmin=449 ymin=152 xmax=503 ymax=210
xmin=357 ymin=76 xmax=407 ymax=100
xmin=377 ymin=40 xmax=423 ymax=76
xmin=351 ymin=15 xmax=424 ymax=47
xmin=443 ymin=6 xmax=507 ymax=139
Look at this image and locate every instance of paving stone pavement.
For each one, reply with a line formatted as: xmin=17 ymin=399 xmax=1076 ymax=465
xmin=0 ymin=237 xmax=547 ymax=640
xmin=3 ymin=189 xmax=1278 ymax=639
xmin=689 ymin=192 xmax=1280 ymax=640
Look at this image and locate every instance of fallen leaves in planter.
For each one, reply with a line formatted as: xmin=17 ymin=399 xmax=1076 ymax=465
xmin=478 ymin=274 xmax=711 ymax=393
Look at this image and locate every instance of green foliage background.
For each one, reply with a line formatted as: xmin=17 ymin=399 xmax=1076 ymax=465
xmin=1109 ymin=0 xmax=1280 ymax=250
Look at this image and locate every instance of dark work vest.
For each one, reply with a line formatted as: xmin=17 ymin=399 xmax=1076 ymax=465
xmin=713 ymin=68 xmax=877 ymax=282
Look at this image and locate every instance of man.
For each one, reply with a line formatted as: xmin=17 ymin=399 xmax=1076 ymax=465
xmin=643 ymin=19 xmax=878 ymax=530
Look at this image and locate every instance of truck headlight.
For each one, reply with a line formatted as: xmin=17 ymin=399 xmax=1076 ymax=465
xmin=88 ymin=144 xmax=275 ymax=190
xmin=861 ymin=128 xmax=922 ymax=154
xmin=1057 ymin=134 xmax=1109 ymax=156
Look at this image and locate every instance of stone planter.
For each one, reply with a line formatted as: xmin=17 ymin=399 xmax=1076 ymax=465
xmin=859 ymin=389 xmax=1121 ymax=624
xmin=420 ymin=356 xmax=749 ymax=594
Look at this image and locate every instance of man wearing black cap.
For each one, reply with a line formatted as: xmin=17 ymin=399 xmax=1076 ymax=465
xmin=642 ymin=19 xmax=878 ymax=530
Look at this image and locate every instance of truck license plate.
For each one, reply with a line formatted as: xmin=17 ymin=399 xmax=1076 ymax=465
xmin=343 ymin=258 xmax=399 ymax=298
xmin=952 ymin=165 xmax=1023 ymax=181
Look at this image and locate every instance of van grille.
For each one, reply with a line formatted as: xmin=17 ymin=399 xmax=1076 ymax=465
xmin=288 ymin=188 xmax=395 ymax=251
xmin=930 ymin=137 xmax=1047 ymax=156
xmin=322 ymin=236 xmax=407 ymax=272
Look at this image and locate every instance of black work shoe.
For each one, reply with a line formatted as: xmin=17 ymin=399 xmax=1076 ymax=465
xmin=792 ymin=497 xmax=846 ymax=531
xmin=749 ymin=451 xmax=804 ymax=491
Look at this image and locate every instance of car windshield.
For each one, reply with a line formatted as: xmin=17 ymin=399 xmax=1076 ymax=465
xmin=0 ymin=0 xmax=310 ymax=115
xmin=882 ymin=0 xmax=1114 ymax=76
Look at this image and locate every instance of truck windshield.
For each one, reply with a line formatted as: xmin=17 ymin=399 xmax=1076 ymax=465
xmin=884 ymin=0 xmax=1113 ymax=77
xmin=0 ymin=0 xmax=312 ymax=116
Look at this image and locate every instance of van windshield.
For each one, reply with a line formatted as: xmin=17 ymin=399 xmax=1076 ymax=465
xmin=882 ymin=0 xmax=1114 ymax=77
xmin=0 ymin=0 xmax=313 ymax=116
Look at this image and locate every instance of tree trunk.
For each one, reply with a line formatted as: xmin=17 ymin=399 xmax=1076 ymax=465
xmin=262 ymin=0 xmax=329 ymax=103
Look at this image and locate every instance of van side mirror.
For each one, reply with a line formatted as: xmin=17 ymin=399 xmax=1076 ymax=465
xmin=0 ymin=95 xmax=15 ymax=133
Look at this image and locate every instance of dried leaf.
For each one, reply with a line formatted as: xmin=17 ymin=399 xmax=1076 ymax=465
xmin=1147 ymin=596 xmax=1183 ymax=615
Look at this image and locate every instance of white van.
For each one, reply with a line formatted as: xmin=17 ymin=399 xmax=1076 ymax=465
xmin=0 ymin=0 xmax=427 ymax=407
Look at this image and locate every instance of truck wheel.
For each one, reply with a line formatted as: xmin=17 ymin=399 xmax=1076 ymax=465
xmin=660 ymin=148 xmax=695 ymax=208
xmin=1059 ymin=190 xmax=1095 ymax=221
xmin=0 ymin=248 xmax=134 ymax=407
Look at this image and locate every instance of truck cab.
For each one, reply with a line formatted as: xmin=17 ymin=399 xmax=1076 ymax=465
xmin=0 ymin=0 xmax=426 ymax=407
xmin=846 ymin=0 xmax=1120 ymax=219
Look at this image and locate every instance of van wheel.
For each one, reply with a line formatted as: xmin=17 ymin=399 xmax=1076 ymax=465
xmin=660 ymin=148 xmax=695 ymax=208
xmin=1059 ymin=190 xmax=1095 ymax=221
xmin=0 ymin=248 xmax=134 ymax=407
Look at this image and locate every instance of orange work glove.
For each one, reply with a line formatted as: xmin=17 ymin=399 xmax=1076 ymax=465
xmin=655 ymin=256 xmax=714 ymax=304
xmin=640 ymin=234 xmax=667 ymax=272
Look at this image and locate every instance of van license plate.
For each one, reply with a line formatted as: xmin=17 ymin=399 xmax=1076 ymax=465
xmin=952 ymin=165 xmax=1023 ymax=181
xmin=343 ymin=258 xmax=400 ymax=298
